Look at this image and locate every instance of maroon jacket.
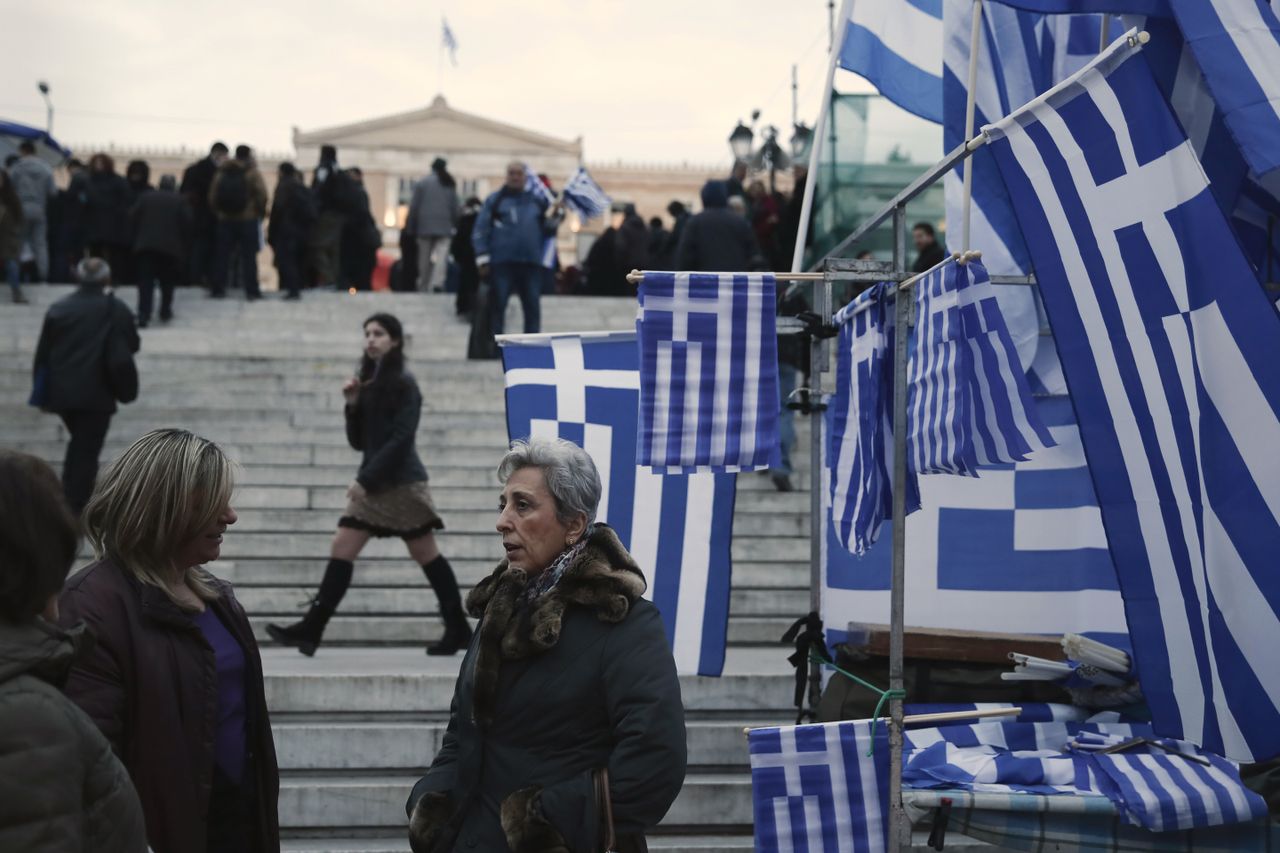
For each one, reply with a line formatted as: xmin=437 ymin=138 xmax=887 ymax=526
xmin=59 ymin=559 xmax=280 ymax=853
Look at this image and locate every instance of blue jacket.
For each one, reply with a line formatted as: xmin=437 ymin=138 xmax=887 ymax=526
xmin=471 ymin=187 xmax=553 ymax=267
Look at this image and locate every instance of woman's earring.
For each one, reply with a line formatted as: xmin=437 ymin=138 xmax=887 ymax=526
xmin=567 ymin=538 xmax=576 ymax=546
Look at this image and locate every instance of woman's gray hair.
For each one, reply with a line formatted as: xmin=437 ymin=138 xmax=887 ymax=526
xmin=498 ymin=438 xmax=602 ymax=526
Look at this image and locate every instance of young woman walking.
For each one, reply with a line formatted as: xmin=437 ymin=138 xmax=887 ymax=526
xmin=267 ymin=313 xmax=471 ymax=656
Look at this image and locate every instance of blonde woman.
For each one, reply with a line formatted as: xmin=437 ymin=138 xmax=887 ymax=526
xmin=59 ymin=428 xmax=280 ymax=853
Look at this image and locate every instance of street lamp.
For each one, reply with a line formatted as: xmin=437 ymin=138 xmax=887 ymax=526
xmin=751 ymin=125 xmax=791 ymax=195
xmin=728 ymin=120 xmax=754 ymax=163
xmin=37 ymin=81 xmax=52 ymax=134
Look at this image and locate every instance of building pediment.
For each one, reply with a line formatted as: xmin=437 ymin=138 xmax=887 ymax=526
xmin=293 ymin=95 xmax=581 ymax=157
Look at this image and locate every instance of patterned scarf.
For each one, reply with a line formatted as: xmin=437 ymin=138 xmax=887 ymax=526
xmin=520 ymin=523 xmax=596 ymax=603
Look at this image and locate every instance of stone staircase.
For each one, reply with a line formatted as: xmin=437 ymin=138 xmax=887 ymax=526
xmin=1 ymin=286 xmax=814 ymax=851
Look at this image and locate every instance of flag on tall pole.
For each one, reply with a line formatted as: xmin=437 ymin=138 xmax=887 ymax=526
xmin=985 ymin=29 xmax=1280 ymax=761
xmin=500 ymin=332 xmax=735 ymax=676
xmin=441 ymin=17 xmax=459 ymax=66
xmin=840 ymin=0 xmax=945 ymax=122
xmin=560 ymin=166 xmax=612 ymax=222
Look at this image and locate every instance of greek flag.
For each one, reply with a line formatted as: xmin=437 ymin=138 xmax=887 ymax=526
xmin=522 ymin=164 xmax=556 ymax=207
xmin=984 ymin=32 xmax=1280 ymax=761
xmin=840 ymin=0 xmax=944 ymax=123
xmin=1166 ymin=0 xmax=1280 ymax=179
xmin=636 ymin=272 xmax=780 ymax=473
xmin=908 ymin=257 xmax=1055 ymax=476
xmin=828 ymin=283 xmax=916 ymax=555
xmin=560 ymin=166 xmax=611 ymax=222
xmin=500 ymin=332 xmax=734 ymax=676
xmin=825 ymin=332 xmax=1128 ymax=644
xmin=441 ymin=17 xmax=459 ymax=66
xmin=751 ymin=707 xmax=1265 ymax=850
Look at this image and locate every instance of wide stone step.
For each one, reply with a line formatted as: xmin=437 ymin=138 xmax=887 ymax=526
xmin=278 ymin=835 xmax=753 ymax=852
xmin=239 ymin=586 xmax=805 ymax=618
xmin=271 ymin=718 xmax=774 ymax=771
xmin=212 ymin=557 xmax=808 ymax=590
xmin=277 ymin=773 xmax=751 ymax=831
xmin=252 ymin=614 xmax=796 ymax=647
xmin=218 ymin=530 xmax=809 ymax=563
xmin=262 ymin=648 xmax=795 ymax=715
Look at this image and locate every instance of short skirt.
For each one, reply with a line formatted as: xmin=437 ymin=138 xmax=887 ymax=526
xmin=338 ymin=480 xmax=445 ymax=539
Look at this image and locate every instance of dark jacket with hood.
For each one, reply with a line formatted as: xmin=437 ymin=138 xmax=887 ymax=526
xmin=33 ymin=284 xmax=140 ymax=414
xmin=131 ymin=187 xmax=192 ymax=260
xmin=86 ymin=170 xmax=132 ymax=247
xmin=0 ymin=617 xmax=147 ymax=853
xmin=345 ymin=369 xmax=430 ymax=493
xmin=406 ymin=525 xmax=687 ymax=853
xmin=59 ymin=559 xmax=281 ymax=853
xmin=675 ymin=180 xmax=761 ymax=272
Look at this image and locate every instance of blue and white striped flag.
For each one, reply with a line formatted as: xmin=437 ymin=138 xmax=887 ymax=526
xmin=636 ymin=272 xmax=780 ymax=473
xmin=828 ymin=283 xmax=917 ymax=555
xmin=501 ymin=332 xmax=734 ymax=676
xmin=825 ymin=332 xmax=1128 ymax=644
xmin=560 ymin=166 xmax=611 ymax=222
xmin=840 ymin=0 xmax=944 ymax=123
xmin=909 ymin=257 xmax=1055 ymax=476
xmin=522 ymin=164 xmax=556 ymax=207
xmin=985 ymin=32 xmax=1280 ymax=761
xmin=441 ymin=17 xmax=459 ymax=66
xmin=751 ymin=707 xmax=1265 ymax=850
xmin=1167 ymin=0 xmax=1280 ymax=179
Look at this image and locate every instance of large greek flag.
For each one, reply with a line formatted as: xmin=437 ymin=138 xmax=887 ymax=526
xmin=1167 ymin=0 xmax=1280 ymax=179
xmin=560 ymin=166 xmax=611 ymax=222
xmin=500 ymin=332 xmax=735 ymax=676
xmin=909 ymin=257 xmax=1055 ymax=476
xmin=636 ymin=272 xmax=780 ymax=473
xmin=985 ymin=32 xmax=1280 ymax=761
xmin=841 ymin=0 xmax=944 ymax=123
xmin=825 ymin=332 xmax=1128 ymax=644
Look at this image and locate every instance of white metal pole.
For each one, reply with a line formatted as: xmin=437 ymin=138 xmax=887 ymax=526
xmin=1099 ymin=14 xmax=1111 ymax=53
xmin=888 ymin=203 xmax=911 ymax=851
xmin=790 ymin=0 xmax=855 ymax=273
xmin=961 ymin=0 xmax=984 ymax=252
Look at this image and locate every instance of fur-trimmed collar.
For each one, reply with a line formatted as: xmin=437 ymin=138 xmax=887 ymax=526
xmin=464 ymin=524 xmax=646 ymax=727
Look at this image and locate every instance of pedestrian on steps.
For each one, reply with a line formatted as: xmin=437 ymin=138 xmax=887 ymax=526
xmin=406 ymin=438 xmax=687 ymax=853
xmin=267 ymin=313 xmax=472 ymax=657
xmin=58 ymin=429 xmax=281 ymax=853
xmin=0 ymin=170 xmax=27 ymax=304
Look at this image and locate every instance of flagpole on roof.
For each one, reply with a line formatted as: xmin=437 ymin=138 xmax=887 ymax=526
xmin=961 ymin=0 xmax=985 ymax=251
xmin=789 ymin=0 xmax=855 ymax=274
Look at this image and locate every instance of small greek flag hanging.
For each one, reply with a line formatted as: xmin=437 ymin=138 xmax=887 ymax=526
xmin=561 ymin=166 xmax=612 ymax=222
xmin=637 ymin=272 xmax=780 ymax=473
xmin=523 ymin=164 xmax=556 ymax=207
xmin=908 ymin=257 xmax=1055 ymax=477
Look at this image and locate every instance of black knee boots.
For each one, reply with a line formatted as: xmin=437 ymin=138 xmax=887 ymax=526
xmin=266 ymin=559 xmax=354 ymax=656
xmin=421 ymin=555 xmax=472 ymax=656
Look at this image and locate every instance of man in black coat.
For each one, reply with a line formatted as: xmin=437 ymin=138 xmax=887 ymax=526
xmin=179 ymin=142 xmax=228 ymax=287
xmin=267 ymin=162 xmax=316 ymax=300
xmin=912 ymin=221 xmax=947 ymax=273
xmin=32 ymin=258 xmax=139 ymax=513
xmin=675 ymin=180 xmax=762 ymax=272
xmin=130 ymin=175 xmax=191 ymax=325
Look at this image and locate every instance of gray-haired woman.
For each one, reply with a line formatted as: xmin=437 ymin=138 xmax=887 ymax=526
xmin=406 ymin=438 xmax=687 ymax=853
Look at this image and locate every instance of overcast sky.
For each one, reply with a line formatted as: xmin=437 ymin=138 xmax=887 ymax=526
xmin=0 ymin=0 xmax=938 ymax=166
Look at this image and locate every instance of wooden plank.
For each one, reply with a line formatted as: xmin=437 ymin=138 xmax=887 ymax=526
xmin=846 ymin=623 xmax=1065 ymax=665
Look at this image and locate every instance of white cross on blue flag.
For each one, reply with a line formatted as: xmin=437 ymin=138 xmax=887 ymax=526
xmin=500 ymin=332 xmax=735 ymax=676
xmin=985 ymin=30 xmax=1280 ymax=761
xmin=636 ymin=272 xmax=780 ymax=473
xmin=560 ymin=166 xmax=612 ymax=222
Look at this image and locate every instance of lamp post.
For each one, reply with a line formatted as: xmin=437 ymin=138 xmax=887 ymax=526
xmin=37 ymin=81 xmax=52 ymax=134
xmin=756 ymin=125 xmax=787 ymax=195
xmin=790 ymin=122 xmax=814 ymax=165
xmin=728 ymin=120 xmax=754 ymax=164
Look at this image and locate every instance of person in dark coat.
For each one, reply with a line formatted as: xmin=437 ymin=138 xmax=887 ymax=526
xmin=120 ymin=160 xmax=152 ymax=285
xmin=310 ymin=144 xmax=348 ymax=288
xmin=0 ymin=169 xmax=26 ymax=303
xmin=451 ymin=196 xmax=482 ymax=316
xmin=0 ymin=450 xmax=148 ymax=853
xmin=54 ymin=158 xmax=90 ymax=282
xmin=583 ymin=224 xmax=620 ymax=296
xmin=268 ymin=314 xmax=471 ymax=657
xmin=407 ymin=438 xmax=687 ymax=853
xmin=267 ymin=162 xmax=316 ymax=301
xmin=912 ymin=221 xmax=946 ymax=273
xmin=776 ymin=164 xmax=813 ymax=272
xmin=58 ymin=429 xmax=281 ymax=853
xmin=340 ymin=167 xmax=380 ymax=291
xmin=675 ymin=180 xmax=762 ymax=272
xmin=209 ymin=145 xmax=269 ymax=300
xmin=32 ymin=257 xmax=140 ymax=514
xmin=130 ymin=174 xmax=191 ymax=326
xmin=647 ymin=216 xmax=670 ymax=269
xmin=180 ymin=142 xmax=229 ymax=287
xmin=664 ymin=200 xmax=690 ymax=268
xmin=84 ymin=153 xmax=132 ymax=275
xmin=613 ymin=204 xmax=649 ymax=291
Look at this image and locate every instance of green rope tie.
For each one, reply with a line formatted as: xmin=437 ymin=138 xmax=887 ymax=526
xmin=809 ymin=651 xmax=907 ymax=755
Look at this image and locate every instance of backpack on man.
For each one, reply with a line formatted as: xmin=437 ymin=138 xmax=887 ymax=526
xmin=214 ymin=168 xmax=250 ymax=216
